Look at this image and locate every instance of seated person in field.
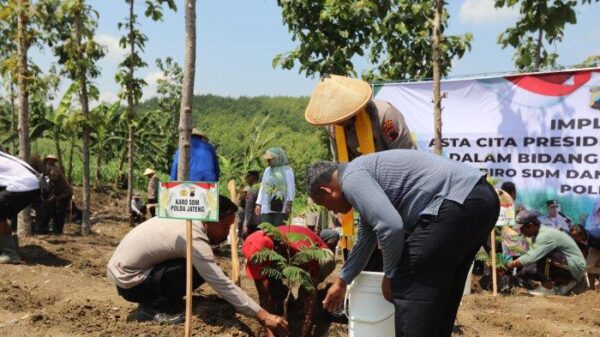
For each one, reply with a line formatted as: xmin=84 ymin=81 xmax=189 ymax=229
xmin=539 ymin=199 xmax=572 ymax=233
xmin=130 ymin=193 xmax=146 ymax=224
xmin=242 ymin=225 xmax=336 ymax=337
xmin=106 ymin=195 xmax=288 ymax=335
xmin=570 ymin=225 xmax=600 ymax=290
xmin=506 ymin=210 xmax=588 ymax=296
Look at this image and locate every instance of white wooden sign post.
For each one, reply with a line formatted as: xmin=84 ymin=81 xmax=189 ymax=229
xmin=157 ymin=181 xmax=218 ymax=337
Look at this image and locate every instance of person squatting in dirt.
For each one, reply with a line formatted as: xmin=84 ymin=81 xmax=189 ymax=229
xmin=506 ymin=210 xmax=588 ymax=296
xmin=129 ymin=193 xmax=146 ymax=225
xmin=143 ymin=168 xmax=159 ymax=217
xmin=0 ymin=150 xmax=41 ymax=264
xmin=242 ymin=225 xmax=336 ymax=337
xmin=106 ymin=195 xmax=289 ymax=335
xmin=307 ymin=150 xmax=500 ymax=337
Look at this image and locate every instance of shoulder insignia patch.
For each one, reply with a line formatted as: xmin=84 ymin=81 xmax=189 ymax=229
xmin=382 ymin=119 xmax=399 ymax=142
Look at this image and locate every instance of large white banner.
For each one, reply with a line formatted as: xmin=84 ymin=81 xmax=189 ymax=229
xmin=374 ymin=69 xmax=600 ymax=230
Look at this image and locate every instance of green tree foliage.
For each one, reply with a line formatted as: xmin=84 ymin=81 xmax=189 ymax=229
xmin=115 ymin=0 xmax=176 ymax=222
xmin=575 ymin=55 xmax=600 ymax=68
xmin=273 ymin=0 xmax=472 ymax=81
xmin=495 ymin=0 xmax=599 ymax=71
xmin=154 ymin=57 xmax=182 ymax=172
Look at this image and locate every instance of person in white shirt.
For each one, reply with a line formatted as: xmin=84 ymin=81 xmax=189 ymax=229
xmin=255 ymin=148 xmax=295 ymax=225
xmin=539 ymin=199 xmax=572 ymax=233
xmin=0 ymin=151 xmax=41 ymax=263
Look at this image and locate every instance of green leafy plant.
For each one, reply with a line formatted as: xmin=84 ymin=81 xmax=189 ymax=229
xmin=250 ymin=223 xmax=329 ymax=318
xmin=475 ymin=250 xmax=513 ymax=270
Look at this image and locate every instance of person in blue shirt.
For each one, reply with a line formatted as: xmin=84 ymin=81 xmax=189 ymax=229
xmin=170 ymin=129 xmax=220 ymax=182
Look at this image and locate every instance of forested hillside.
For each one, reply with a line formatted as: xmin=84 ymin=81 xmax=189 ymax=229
xmin=139 ymin=94 xmax=330 ymax=196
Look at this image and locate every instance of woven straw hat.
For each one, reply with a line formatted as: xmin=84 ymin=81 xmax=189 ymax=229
xmin=143 ymin=168 xmax=155 ymax=176
xmin=191 ymin=128 xmax=208 ymax=141
xmin=304 ymin=74 xmax=372 ymax=126
xmin=43 ymin=154 xmax=59 ymax=163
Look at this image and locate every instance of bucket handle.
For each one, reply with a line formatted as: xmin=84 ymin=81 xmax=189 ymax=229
xmin=343 ymin=285 xmax=396 ymax=324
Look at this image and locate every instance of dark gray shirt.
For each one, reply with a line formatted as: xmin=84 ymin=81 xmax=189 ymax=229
xmin=339 ymin=150 xmax=484 ymax=283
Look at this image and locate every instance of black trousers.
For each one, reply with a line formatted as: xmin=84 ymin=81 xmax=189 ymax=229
xmin=524 ymin=250 xmax=575 ymax=282
xmin=391 ymin=179 xmax=500 ymax=337
xmin=50 ymin=195 xmax=71 ymax=234
xmin=117 ymin=259 xmax=204 ymax=308
xmin=0 ymin=188 xmax=40 ymax=220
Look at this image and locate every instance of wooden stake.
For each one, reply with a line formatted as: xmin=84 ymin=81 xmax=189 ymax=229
xmin=226 ymin=180 xmax=240 ymax=286
xmin=490 ymin=228 xmax=497 ymax=296
xmin=230 ymin=223 xmax=240 ymax=286
xmin=184 ymin=219 xmax=193 ymax=337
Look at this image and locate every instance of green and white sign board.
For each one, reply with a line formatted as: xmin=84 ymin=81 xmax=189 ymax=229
xmin=157 ymin=181 xmax=219 ymax=221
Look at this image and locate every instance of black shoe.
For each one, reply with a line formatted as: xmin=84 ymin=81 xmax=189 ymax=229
xmin=137 ymin=304 xmax=184 ymax=325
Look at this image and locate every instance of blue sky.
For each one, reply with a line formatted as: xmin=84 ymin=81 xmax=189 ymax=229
xmin=32 ymin=0 xmax=600 ymax=102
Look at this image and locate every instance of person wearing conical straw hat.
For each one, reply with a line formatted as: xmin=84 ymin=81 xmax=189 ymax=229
xmin=304 ymin=74 xmax=416 ymax=161
xmin=143 ymin=168 xmax=159 ymax=217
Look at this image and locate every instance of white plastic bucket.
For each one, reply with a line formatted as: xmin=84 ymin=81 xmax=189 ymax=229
xmin=463 ymin=263 xmax=474 ymax=295
xmin=345 ymin=271 xmax=395 ymax=337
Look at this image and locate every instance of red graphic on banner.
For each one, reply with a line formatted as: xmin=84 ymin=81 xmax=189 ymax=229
xmin=507 ymin=70 xmax=599 ymax=97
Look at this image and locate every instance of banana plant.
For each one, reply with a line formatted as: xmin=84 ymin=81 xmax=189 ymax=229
xmin=29 ymin=81 xmax=79 ymax=171
xmin=89 ymin=100 xmax=125 ymax=187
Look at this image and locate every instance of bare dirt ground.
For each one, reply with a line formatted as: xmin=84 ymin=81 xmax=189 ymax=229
xmin=1 ymin=188 xmax=599 ymax=337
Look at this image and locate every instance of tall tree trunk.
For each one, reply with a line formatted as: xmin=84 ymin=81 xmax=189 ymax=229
xmin=126 ymin=0 xmax=136 ymax=225
xmin=534 ymin=28 xmax=543 ymax=71
xmin=53 ymin=130 xmax=63 ymax=172
xmin=95 ymin=148 xmax=102 ymax=187
xmin=17 ymin=0 xmax=32 ymax=237
xmin=68 ymin=134 xmax=75 ymax=182
xmin=114 ymin=146 xmax=127 ymax=189
xmin=177 ymin=0 xmax=196 ymax=181
xmin=10 ymin=83 xmax=17 ymax=155
xmin=75 ymin=0 xmax=91 ymax=235
xmin=432 ymin=0 xmax=443 ymax=156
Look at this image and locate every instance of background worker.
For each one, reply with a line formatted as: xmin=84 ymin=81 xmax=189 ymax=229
xmin=170 ymin=128 xmax=220 ymax=182
xmin=144 ymin=168 xmax=159 ymax=217
xmin=130 ymin=193 xmax=146 ymax=225
xmin=307 ymin=150 xmax=500 ymax=337
xmin=255 ymin=148 xmax=295 ymax=225
xmin=507 ymin=210 xmax=588 ymax=296
xmin=107 ymin=195 xmax=289 ymax=335
xmin=539 ymin=199 xmax=572 ymax=233
xmin=241 ymin=170 xmax=261 ymax=238
xmin=242 ymin=224 xmax=335 ymax=337
xmin=43 ymin=155 xmax=73 ymax=235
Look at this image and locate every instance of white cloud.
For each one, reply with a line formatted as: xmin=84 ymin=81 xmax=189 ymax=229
xmin=459 ymin=0 xmax=519 ymax=25
xmin=96 ymin=34 xmax=126 ymax=63
xmin=142 ymin=71 xmax=165 ymax=99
